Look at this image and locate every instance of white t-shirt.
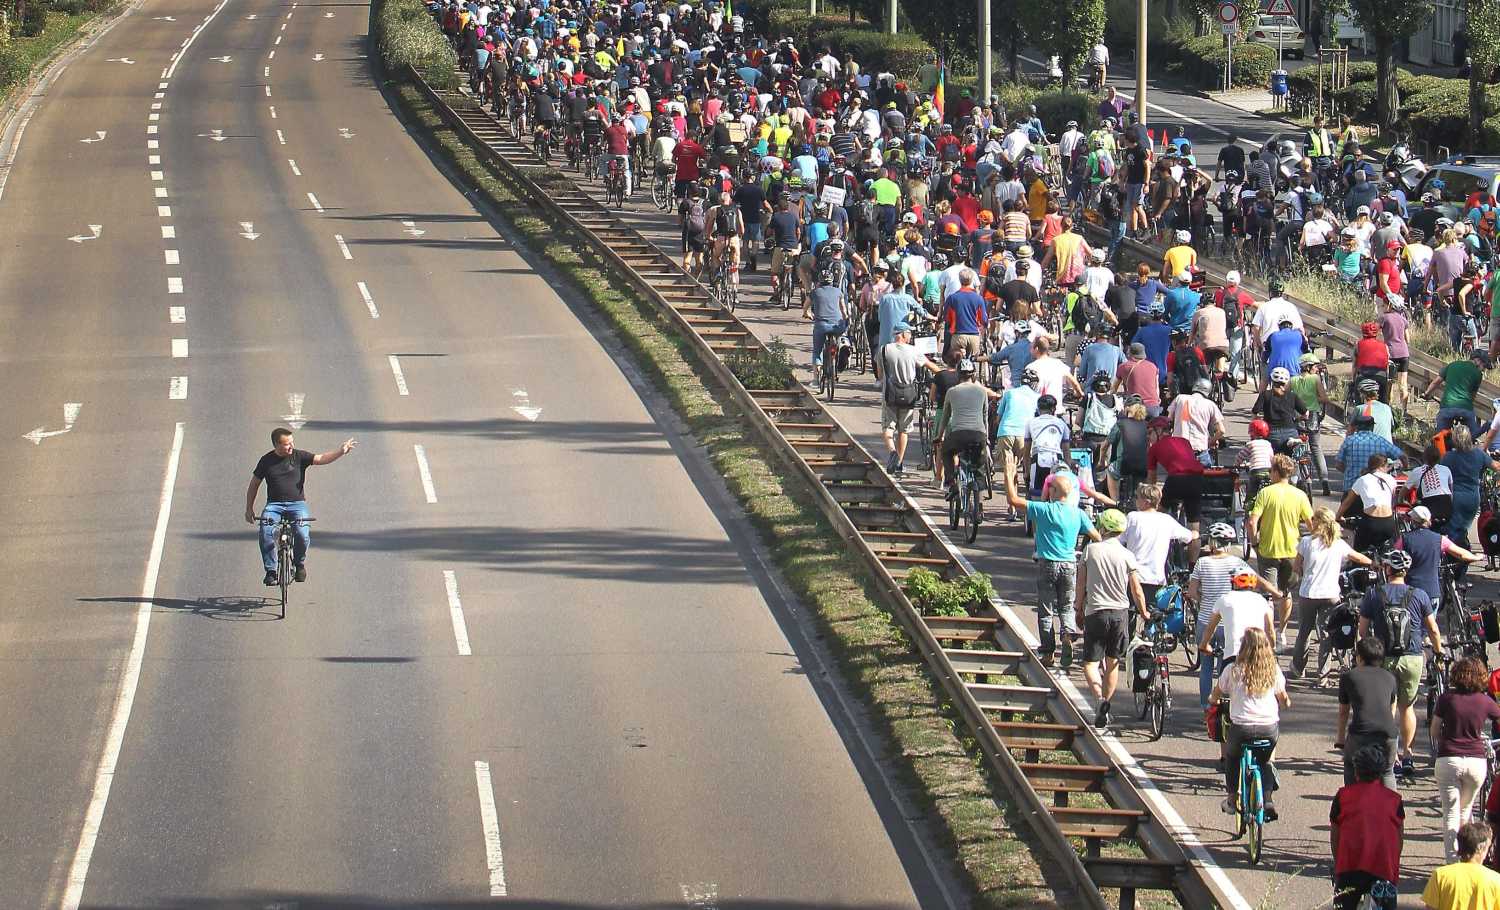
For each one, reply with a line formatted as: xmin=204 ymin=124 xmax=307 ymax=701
xmin=1408 ymin=463 xmax=1455 ymax=499
xmin=1025 ymin=414 xmax=1071 ymax=467
xmin=1210 ymin=590 xmax=1272 ymax=658
xmin=1083 ymin=265 xmax=1114 ymax=302
xmin=1297 ymin=535 xmax=1353 ymax=599
xmin=1028 ymin=355 xmax=1071 ymax=401
xmin=938 ymin=263 xmax=968 ymax=302
xmin=1352 ymin=221 xmax=1376 ymax=257
xmin=1302 ymin=218 xmax=1335 ymax=248
xmin=1218 ymin=662 xmax=1285 ymax=726
xmin=1170 ymin=394 xmax=1223 ymax=451
xmin=1119 ymin=510 xmax=1195 ymax=586
xmin=1350 ymin=471 xmax=1398 ymax=511
xmin=1253 ymin=297 xmax=1303 ymax=337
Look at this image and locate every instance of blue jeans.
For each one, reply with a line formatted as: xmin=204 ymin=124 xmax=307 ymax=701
xmin=1198 ymin=619 xmax=1224 ymax=707
xmin=1036 ymin=559 xmax=1079 ymax=658
xmin=259 ymin=500 xmax=310 ymax=572
xmin=1435 ymin=406 xmax=1479 ymax=436
xmin=812 ymin=318 xmax=848 ymax=367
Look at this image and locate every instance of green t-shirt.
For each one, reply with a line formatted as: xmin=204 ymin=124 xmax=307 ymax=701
xmin=1287 ymin=374 xmax=1321 ymax=411
xmin=1442 ymin=358 xmax=1483 ymax=409
xmin=871 ymin=177 xmax=901 ymax=207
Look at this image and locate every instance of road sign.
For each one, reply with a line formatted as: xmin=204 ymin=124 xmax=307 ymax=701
xmin=1216 ymin=1 xmax=1238 ymax=23
xmin=1220 ymin=19 xmax=1237 ymax=33
xmin=1264 ymin=0 xmax=1294 ymax=14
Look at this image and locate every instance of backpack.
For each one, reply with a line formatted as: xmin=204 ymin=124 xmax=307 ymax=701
xmin=1096 ymin=149 xmax=1116 ymax=178
xmin=983 ymin=258 xmax=1009 ymax=298
xmin=1221 ymin=290 xmax=1242 ymax=331
xmin=1082 ymin=392 xmax=1119 ymax=436
xmin=1030 ymin=418 xmax=1066 ymax=467
xmin=1070 ymin=293 xmax=1104 ymax=337
xmin=857 ymin=197 xmax=876 ymax=226
xmin=1379 ymin=586 xmax=1415 ymax=657
xmin=1117 ymin=416 xmax=1149 ymax=476
xmin=685 ymin=199 xmax=707 ymax=236
xmin=1324 ymin=604 xmax=1359 ymax=650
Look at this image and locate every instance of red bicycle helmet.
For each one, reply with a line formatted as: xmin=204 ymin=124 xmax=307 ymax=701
xmin=1248 ymin=418 xmax=1270 ymax=439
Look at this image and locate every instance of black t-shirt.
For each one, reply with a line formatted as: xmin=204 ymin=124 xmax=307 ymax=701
xmin=1107 ymin=284 xmax=1135 ymax=322
xmin=770 ymin=210 xmax=800 ymax=249
xmin=999 ymin=278 xmax=1039 ymax=314
xmin=1339 ymin=665 xmax=1398 ymax=740
xmin=1124 ymin=145 xmax=1148 ymax=184
xmin=1217 ymin=144 xmax=1246 ymax=176
xmin=932 ymin=368 xmax=964 ymax=407
xmin=1253 ymin=388 xmax=1307 ymax=428
xmin=254 ymin=449 xmax=315 ymax=502
xmin=734 ymin=182 xmax=765 ymax=222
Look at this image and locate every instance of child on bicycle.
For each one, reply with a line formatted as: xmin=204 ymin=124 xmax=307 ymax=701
xmin=1210 ymin=622 xmax=1288 ymax=820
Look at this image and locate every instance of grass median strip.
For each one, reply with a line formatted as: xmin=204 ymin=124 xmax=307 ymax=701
xmin=385 ymin=79 xmax=1069 ymax=908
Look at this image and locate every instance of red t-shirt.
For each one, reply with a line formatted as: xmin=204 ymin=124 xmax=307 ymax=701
xmin=952 ymin=194 xmax=981 ymax=232
xmin=1116 ymin=360 xmax=1160 ymax=406
xmin=604 ymin=122 xmax=630 ymax=155
xmin=673 ymin=139 xmax=704 ymax=181
xmin=1354 ymin=337 xmax=1390 ymax=371
xmin=1376 ymin=257 xmax=1404 ymax=296
xmin=1147 ymin=435 xmax=1203 ymax=476
xmin=1330 ymin=781 xmax=1404 ymax=881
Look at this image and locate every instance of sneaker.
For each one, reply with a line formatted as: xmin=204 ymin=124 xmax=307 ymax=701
xmin=886 ymin=452 xmax=899 ymax=473
xmin=1397 ymin=756 xmax=1416 ymax=778
xmin=1060 ymin=637 xmax=1074 ymax=669
xmin=892 ymin=462 xmax=905 ymax=478
xmin=1277 ymin=629 xmax=1287 ymax=652
xmin=1094 ymin=699 xmax=1111 ymax=730
xmin=1263 ymin=801 xmax=1279 ymax=822
xmin=1321 ymin=482 xmax=1333 ymax=497
xmin=1221 ymin=797 xmax=1238 ymax=815
xmin=294 ymin=563 xmax=307 ymax=583
xmin=263 ymin=569 xmax=277 ymax=587
xmin=1039 ymin=652 xmax=1055 ymax=669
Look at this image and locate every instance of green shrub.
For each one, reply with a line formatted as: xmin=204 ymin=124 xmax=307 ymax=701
xmin=813 ymin=26 xmax=932 ymax=79
xmin=375 ymin=0 xmax=457 ymax=90
xmin=0 ymin=45 xmax=27 ymax=88
xmin=1171 ymin=34 xmax=1275 ymax=89
xmin=21 ymin=3 xmax=48 ymax=36
xmin=1400 ymin=80 xmax=1471 ymax=151
xmin=50 ymin=0 xmax=88 ymax=15
xmin=725 ymin=338 xmax=795 ymax=390
xmin=1334 ymin=80 xmax=1378 ymax=120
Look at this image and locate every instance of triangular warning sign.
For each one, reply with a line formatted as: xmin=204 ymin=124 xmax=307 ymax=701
xmin=1265 ymin=0 xmax=1294 ymax=15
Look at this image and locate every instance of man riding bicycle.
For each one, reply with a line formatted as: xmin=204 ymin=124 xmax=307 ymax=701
xmin=602 ymin=113 xmax=635 ymax=196
xmin=706 ymin=189 xmax=744 ymax=286
xmin=244 ymin=429 xmax=356 ymax=586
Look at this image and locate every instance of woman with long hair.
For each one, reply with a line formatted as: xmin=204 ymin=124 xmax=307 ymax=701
xmin=1211 ymin=624 xmax=1290 ymax=818
xmin=1431 ymin=656 xmax=1500 ymax=862
xmin=1291 ymin=508 xmax=1372 ymax=679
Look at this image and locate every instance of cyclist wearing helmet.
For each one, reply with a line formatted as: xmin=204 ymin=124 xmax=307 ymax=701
xmin=1422 ymin=348 xmax=1490 ymax=436
xmin=1287 ymin=352 xmax=1333 ymax=496
xmin=1169 ymin=376 xmax=1225 ymax=463
xmin=936 ymin=360 xmax=1002 ymax=494
xmin=1253 ymin=365 xmax=1308 ymax=453
xmin=1074 ymin=508 xmax=1148 ymax=730
xmin=1351 ymin=378 xmax=1393 ymax=442
xmin=1353 ymin=321 xmax=1391 ymax=404
xmin=989 ymin=321 xmax=1035 ymax=389
xmin=996 ymin=367 xmax=1043 ymax=518
xmin=1187 ymin=522 xmax=1260 ymax=706
xmin=1358 ymin=547 xmax=1442 ymax=778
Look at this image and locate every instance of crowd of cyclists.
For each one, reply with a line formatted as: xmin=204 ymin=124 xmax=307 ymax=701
xmin=425 ymin=0 xmax=1500 ymax=901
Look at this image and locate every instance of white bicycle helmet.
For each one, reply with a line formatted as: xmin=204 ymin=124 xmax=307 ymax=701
xmin=1269 ymin=367 xmax=1291 ymax=384
xmin=1382 ymin=549 xmax=1413 ymax=573
xmin=1206 ymin=522 xmax=1237 ymax=542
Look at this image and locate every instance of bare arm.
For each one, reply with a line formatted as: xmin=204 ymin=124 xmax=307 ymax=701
xmin=311 ymin=438 xmax=358 ymax=466
xmin=244 ymin=477 xmax=263 ymax=524
xmin=1199 ymin=612 xmax=1221 ymax=653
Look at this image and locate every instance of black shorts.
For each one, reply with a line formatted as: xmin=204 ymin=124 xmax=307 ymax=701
xmin=684 ymin=234 xmax=706 ymax=252
xmin=1391 ymin=356 xmax=1409 ymax=373
xmin=1084 ymin=610 xmax=1129 ymax=662
xmin=1162 ymin=473 xmax=1205 ymax=523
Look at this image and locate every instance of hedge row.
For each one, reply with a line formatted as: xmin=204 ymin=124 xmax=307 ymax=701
xmin=375 ymin=0 xmax=458 ymax=90
xmin=1162 ymin=33 xmax=1277 ymax=89
xmin=759 ymin=4 xmax=932 ymax=79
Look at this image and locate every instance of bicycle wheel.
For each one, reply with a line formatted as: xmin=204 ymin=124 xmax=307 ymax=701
xmin=1245 ymin=771 xmax=1265 ymax=865
xmin=964 ymin=485 xmax=981 ymax=544
xmin=278 ymin=537 xmax=291 ymax=618
xmin=1148 ymin=683 xmax=1166 ymax=740
xmin=823 ymin=355 xmax=836 ymax=402
xmin=947 ymin=486 xmax=961 ymax=529
xmin=653 ymin=178 xmax=670 ymax=211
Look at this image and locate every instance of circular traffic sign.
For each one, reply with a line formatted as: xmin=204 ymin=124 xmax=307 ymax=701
xmin=1216 ymin=1 xmax=1238 ymax=23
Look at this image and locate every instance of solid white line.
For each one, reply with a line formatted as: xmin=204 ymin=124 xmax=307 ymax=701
xmin=443 ymin=570 xmax=472 ymax=655
xmin=154 ymin=187 xmax=167 ymax=198
xmin=157 ymin=205 xmax=171 ymax=217
xmin=167 ymin=277 xmax=183 ymax=294
xmin=413 ymin=444 xmax=437 ymax=502
xmin=150 ymin=170 xmax=163 ymax=181
xmin=164 ymin=0 xmax=230 ymax=80
xmin=276 ymin=129 xmax=285 ymax=145
xmin=59 ymin=421 xmax=184 ymax=910
xmin=160 ymin=225 xmax=174 ymax=239
xmin=388 ymin=354 xmax=408 ymax=395
xmin=163 ymin=249 xmax=179 ymax=265
xmin=168 ymin=376 xmax=187 ymax=399
xmin=473 ymin=761 xmax=508 ymax=896
xmin=169 ymin=306 xmax=185 ymax=323
xmin=264 ymin=85 xmax=271 ymax=97
xmin=334 ymin=234 xmax=352 ymax=259
xmin=171 ymin=338 xmax=188 ymax=358
xmin=306 ymin=192 xmax=323 ymax=213
xmin=356 ymin=280 xmax=378 ymax=318
xmin=288 ymin=159 xmax=300 ymax=176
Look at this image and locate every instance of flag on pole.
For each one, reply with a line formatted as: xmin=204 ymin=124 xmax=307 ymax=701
xmin=723 ymin=0 xmax=732 ymax=23
xmin=933 ymin=57 xmax=945 ymax=121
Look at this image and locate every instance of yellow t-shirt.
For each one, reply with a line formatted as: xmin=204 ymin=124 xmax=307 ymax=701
xmin=1027 ymin=178 xmax=1048 ymax=221
xmin=1250 ymin=482 xmax=1312 ymax=559
xmin=1163 ymin=245 xmax=1197 ymax=279
xmin=1422 ymin=861 xmax=1500 ymax=910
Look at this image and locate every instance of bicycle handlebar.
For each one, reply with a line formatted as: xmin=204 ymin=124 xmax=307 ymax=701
xmin=259 ymin=516 xmax=316 ymax=524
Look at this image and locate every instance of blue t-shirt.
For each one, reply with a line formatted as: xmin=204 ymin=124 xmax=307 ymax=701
xmin=1027 ymin=500 xmax=1094 ymax=562
xmin=944 ymin=290 xmax=987 ymax=336
xmin=1133 ymin=322 xmax=1172 ymax=375
xmin=1133 ymin=278 xmax=1165 ymax=315
xmin=1077 ymin=341 xmax=1125 ymax=383
xmin=996 ymin=386 xmax=1040 ymax=437
xmin=1164 ymin=286 xmax=1200 ymax=333
xmin=1358 ymin=582 xmax=1434 ymax=656
xmin=989 ymin=339 xmax=1033 ymax=384
xmin=1397 ymin=528 xmax=1445 ymax=603
xmin=1442 ymin=447 xmax=1492 ymax=499
xmin=1266 ymin=328 xmax=1305 ymax=375
xmin=878 ymin=292 xmax=923 ymax=346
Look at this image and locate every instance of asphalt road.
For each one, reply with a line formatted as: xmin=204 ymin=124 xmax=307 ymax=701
xmin=557 ymin=134 xmax=1500 ymax=907
xmin=0 ymin=2 xmax=950 ymax=907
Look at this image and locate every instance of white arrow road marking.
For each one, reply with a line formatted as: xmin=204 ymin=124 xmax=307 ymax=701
xmin=443 ymin=571 xmax=471 ymax=655
xmin=169 ymin=306 xmax=185 ymax=323
xmin=413 ymin=445 xmax=437 ymax=502
xmin=169 ymin=377 xmax=187 ymax=399
xmin=238 ymin=221 xmax=260 ymax=240
xmin=312 ymin=53 xmax=325 ymax=61
xmin=337 ymin=127 xmax=354 ymax=139
xmin=510 ymin=389 xmax=542 ymax=421
xmin=211 ymin=55 xmax=232 ymax=63
xmin=67 ymin=224 xmax=102 ymax=244
xmin=78 ymin=131 xmax=107 ymax=144
xmin=681 ymin=884 xmax=720 ymax=909
xmin=23 ymin=403 xmax=82 ymax=444
xmin=306 ymin=192 xmax=323 ymax=213
xmin=388 ymin=355 xmax=408 ymax=395
xmin=474 ymin=761 xmax=507 ymax=895
xmin=282 ymin=393 xmax=306 ymax=429
xmin=334 ymin=235 xmax=352 ymax=260
xmin=106 ymin=57 xmax=135 ymax=64
xmin=356 ymin=281 xmax=378 ymax=318
xmin=197 ymin=129 xmax=227 ymax=142
xmin=401 ymin=220 xmax=426 ymax=237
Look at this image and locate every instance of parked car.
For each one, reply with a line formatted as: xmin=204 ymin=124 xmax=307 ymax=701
xmin=1415 ymin=156 xmax=1500 ymax=221
xmin=1246 ymin=14 xmax=1306 ymax=59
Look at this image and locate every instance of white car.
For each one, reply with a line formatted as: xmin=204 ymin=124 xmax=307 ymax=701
xmin=1246 ymin=14 xmax=1306 ymax=59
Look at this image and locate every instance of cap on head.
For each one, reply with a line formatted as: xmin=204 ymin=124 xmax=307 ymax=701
xmin=1097 ymin=509 xmax=1126 ymax=534
xmin=1225 ymin=269 xmax=1240 ymax=285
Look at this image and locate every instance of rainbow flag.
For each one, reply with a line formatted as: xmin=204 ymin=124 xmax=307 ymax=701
xmin=933 ymin=57 xmax=945 ymax=121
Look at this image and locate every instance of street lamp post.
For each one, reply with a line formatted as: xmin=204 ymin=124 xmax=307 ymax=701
xmin=888 ymin=0 xmax=897 ymax=34
xmin=979 ymin=0 xmax=992 ymax=105
xmin=1136 ymin=0 xmax=1148 ymax=124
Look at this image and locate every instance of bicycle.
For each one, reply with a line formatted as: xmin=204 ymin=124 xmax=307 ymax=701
xmin=914 ymin=385 xmax=936 ymax=474
xmin=651 ymin=163 xmax=675 ymax=211
xmin=707 ymin=243 xmax=738 ymax=313
xmin=1426 ymin=650 xmax=1453 ymax=728
xmin=1439 ymin=562 xmax=1486 ymax=659
xmin=847 ymin=310 xmax=869 ymax=375
xmin=817 ymin=328 xmax=845 ymax=402
xmin=1232 ymin=734 xmax=1275 ymax=864
xmin=604 ymin=158 xmax=627 ymax=209
xmin=947 ymin=443 xmax=989 ymax=544
xmin=533 ymin=122 xmax=553 ymax=165
xmin=1132 ymin=609 xmax=1175 ymax=741
xmin=772 ymin=253 xmax=798 ymax=310
xmin=259 ymin=514 xmax=314 ymax=618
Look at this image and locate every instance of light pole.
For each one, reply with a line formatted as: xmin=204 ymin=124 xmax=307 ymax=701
xmin=888 ymin=0 xmax=897 ymax=33
xmin=978 ymin=0 xmax=992 ymax=105
xmin=1136 ymin=0 xmax=1148 ymax=124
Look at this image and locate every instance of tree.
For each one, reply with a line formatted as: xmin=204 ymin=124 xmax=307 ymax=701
xmin=1346 ymin=0 xmax=1434 ymax=130
xmin=1017 ymin=0 xmax=1106 ymax=88
xmin=903 ymin=0 xmax=1029 ymax=92
xmin=1468 ymin=0 xmax=1500 ymax=147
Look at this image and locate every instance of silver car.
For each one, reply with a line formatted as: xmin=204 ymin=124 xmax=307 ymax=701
xmin=1246 ymin=14 xmax=1305 ymax=59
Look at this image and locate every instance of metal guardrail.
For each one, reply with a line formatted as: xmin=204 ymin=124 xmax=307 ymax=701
xmin=405 ymin=68 xmax=1236 ymax=909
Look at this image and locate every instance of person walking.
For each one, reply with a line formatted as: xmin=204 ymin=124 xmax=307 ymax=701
xmin=1423 ymin=821 xmax=1500 ymax=908
xmin=1335 ymin=637 xmax=1399 ymax=790
xmin=1441 ymin=424 xmax=1500 ymax=544
xmin=1248 ymin=454 xmax=1312 ymax=647
xmin=1292 ymin=508 xmax=1374 ymax=679
xmin=1431 ymin=658 xmax=1500 ymax=862
xmin=880 ymin=324 xmax=940 ymax=477
xmin=1210 ymin=625 xmax=1288 ymax=819
xmin=1336 ymin=452 xmax=1402 ymax=554
xmin=1006 ymin=472 xmax=1101 ymax=669
xmin=1359 ymin=549 xmax=1444 ymax=779
xmin=1119 ymin=482 xmax=1195 ymax=608
xmin=1330 ymin=743 xmax=1405 ymax=910
xmin=1074 ymin=509 xmax=1149 ymax=729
